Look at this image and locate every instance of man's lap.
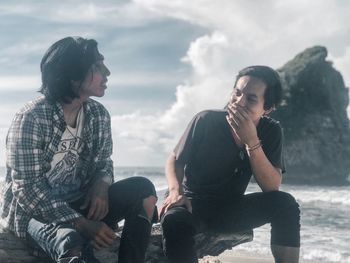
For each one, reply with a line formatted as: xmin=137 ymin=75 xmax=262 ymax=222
xmin=163 ymin=191 xmax=294 ymax=234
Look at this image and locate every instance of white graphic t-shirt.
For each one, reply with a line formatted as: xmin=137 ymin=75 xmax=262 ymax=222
xmin=46 ymin=108 xmax=85 ymax=202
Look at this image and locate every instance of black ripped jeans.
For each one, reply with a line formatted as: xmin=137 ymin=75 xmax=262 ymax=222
xmin=161 ymin=191 xmax=300 ymax=263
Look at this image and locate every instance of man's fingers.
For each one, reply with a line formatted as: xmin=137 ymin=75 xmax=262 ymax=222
xmin=94 ymin=236 xmax=110 ymax=248
xmin=91 ymin=209 xmax=101 ymax=221
xmin=229 ymin=104 xmax=247 ymax=122
xmin=95 ymin=203 xmax=107 ymax=221
xmin=87 ymin=201 xmax=98 ymax=219
xmin=236 ymin=105 xmax=250 ymax=120
xmin=226 ymin=115 xmax=239 ymax=130
xmin=91 ymin=240 xmax=102 ymax=250
xmin=100 ymin=204 xmax=109 ymax=220
xmin=233 ymin=108 xmax=246 ymax=121
xmin=80 ymin=196 xmax=90 ymax=210
xmin=102 ymin=224 xmax=117 ymax=239
xmin=227 ymin=107 xmax=241 ymax=125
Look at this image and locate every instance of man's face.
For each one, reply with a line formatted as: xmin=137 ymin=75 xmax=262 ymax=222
xmin=229 ymin=75 xmax=268 ymax=125
xmin=79 ymin=49 xmax=110 ymax=99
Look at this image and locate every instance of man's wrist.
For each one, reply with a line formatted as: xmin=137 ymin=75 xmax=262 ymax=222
xmin=246 ymin=140 xmax=262 ymax=152
xmin=169 ymin=187 xmax=182 ymax=195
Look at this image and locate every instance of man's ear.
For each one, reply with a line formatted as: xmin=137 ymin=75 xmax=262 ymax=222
xmin=70 ymin=80 xmax=81 ymax=93
xmin=264 ymin=106 xmax=275 ymax=115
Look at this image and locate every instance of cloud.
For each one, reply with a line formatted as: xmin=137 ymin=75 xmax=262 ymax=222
xmin=109 ymin=0 xmax=350 ymax=166
xmin=0 ymin=75 xmax=40 ymax=91
xmin=110 ymin=31 xmax=240 ymax=165
xmin=1 ymin=1 xmax=349 ymax=167
xmin=0 ymin=1 xmax=163 ymax=27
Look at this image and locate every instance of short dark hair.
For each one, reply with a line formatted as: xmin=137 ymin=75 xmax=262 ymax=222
xmin=40 ymin=36 xmax=99 ymax=103
xmin=234 ymin=65 xmax=282 ymax=110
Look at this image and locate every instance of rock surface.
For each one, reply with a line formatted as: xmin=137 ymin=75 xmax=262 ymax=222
xmin=271 ymin=46 xmax=350 ymax=185
xmin=0 ymin=224 xmax=253 ymax=263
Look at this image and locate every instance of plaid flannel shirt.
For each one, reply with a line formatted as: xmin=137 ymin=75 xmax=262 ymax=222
xmin=0 ymin=96 xmax=114 ymax=239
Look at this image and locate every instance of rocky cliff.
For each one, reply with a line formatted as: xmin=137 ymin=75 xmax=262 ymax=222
xmin=271 ymin=46 xmax=350 ymax=185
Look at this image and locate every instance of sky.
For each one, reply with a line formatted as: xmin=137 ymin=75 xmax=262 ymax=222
xmin=0 ymin=0 xmax=349 ymax=167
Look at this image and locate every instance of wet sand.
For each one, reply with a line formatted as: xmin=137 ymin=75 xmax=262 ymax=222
xmin=199 ymin=250 xmax=323 ymax=263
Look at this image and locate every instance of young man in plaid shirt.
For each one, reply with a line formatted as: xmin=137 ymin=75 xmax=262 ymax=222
xmin=0 ymin=37 xmax=157 ymax=263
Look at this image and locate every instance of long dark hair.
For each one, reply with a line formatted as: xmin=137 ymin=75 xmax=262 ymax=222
xmin=40 ymin=36 xmax=99 ymax=103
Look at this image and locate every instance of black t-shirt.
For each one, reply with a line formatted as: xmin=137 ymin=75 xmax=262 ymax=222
xmin=174 ymin=109 xmax=285 ymax=200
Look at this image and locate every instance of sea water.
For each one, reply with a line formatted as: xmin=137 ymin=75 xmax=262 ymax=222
xmin=1 ymin=167 xmax=349 ymax=263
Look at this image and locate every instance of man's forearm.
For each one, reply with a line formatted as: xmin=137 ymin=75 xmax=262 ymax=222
xmin=247 ymin=146 xmax=281 ymax=192
xmin=165 ymin=153 xmax=185 ymax=194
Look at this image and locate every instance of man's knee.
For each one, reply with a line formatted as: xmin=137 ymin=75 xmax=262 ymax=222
xmin=133 ymin=176 xmax=157 ymax=198
xmin=281 ymin=192 xmax=300 ymax=217
xmin=268 ymin=191 xmax=300 ymax=215
xmin=161 ymin=207 xmax=196 ymax=238
xmin=56 ymin=229 xmax=85 ymax=259
xmin=267 ymin=191 xmax=300 ymax=234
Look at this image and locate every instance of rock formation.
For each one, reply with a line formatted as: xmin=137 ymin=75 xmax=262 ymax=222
xmin=0 ymin=225 xmax=253 ymax=263
xmin=271 ymin=46 xmax=350 ymax=185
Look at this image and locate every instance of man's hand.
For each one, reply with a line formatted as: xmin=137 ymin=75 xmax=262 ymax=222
xmin=80 ymin=179 xmax=109 ymax=221
xmin=226 ymin=104 xmax=259 ymax=147
xmin=159 ymin=190 xmax=192 ymax=218
xmin=74 ymin=217 xmax=117 ymax=250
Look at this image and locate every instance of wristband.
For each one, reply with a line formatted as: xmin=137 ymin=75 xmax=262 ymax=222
xmin=246 ymin=141 xmax=262 ymax=152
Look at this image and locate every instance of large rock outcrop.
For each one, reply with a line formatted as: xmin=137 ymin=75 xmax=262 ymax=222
xmin=271 ymin=46 xmax=350 ymax=185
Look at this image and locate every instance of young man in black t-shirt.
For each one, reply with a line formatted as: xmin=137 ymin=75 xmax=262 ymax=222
xmin=159 ymin=66 xmax=300 ymax=263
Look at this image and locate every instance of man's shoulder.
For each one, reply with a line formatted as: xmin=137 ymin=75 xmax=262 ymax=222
xmin=16 ymin=96 xmax=52 ymax=118
xmin=85 ymin=98 xmax=110 ymax=119
xmin=258 ymin=116 xmax=283 ymax=135
xmin=195 ymin=109 xmax=227 ymax=121
xmin=260 ymin=116 xmax=282 ymax=127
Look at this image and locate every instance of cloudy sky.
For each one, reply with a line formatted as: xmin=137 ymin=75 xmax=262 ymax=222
xmin=0 ymin=0 xmax=349 ymax=167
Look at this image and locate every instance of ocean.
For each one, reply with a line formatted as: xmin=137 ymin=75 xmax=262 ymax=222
xmin=1 ymin=166 xmax=349 ymax=263
xmin=116 ymin=167 xmax=350 ymax=263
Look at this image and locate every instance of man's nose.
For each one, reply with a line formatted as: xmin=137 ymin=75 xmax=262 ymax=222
xmin=103 ymin=65 xmax=111 ymax=76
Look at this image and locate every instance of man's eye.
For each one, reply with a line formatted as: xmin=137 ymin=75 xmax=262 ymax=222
xmin=235 ymin=90 xmax=242 ymax=96
xmin=93 ymin=64 xmax=102 ymax=71
xmin=248 ymin=98 xmax=257 ymax=104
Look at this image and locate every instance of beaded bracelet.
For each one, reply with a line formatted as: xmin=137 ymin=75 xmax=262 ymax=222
xmin=246 ymin=141 xmax=262 ymax=152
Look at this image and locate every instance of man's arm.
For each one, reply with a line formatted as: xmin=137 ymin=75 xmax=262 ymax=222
xmin=227 ymin=104 xmax=281 ymax=192
xmin=73 ymin=108 xmax=117 ymax=250
xmin=80 ymin=109 xmax=113 ymax=221
xmin=166 ymin=152 xmax=185 ymax=194
xmin=159 ymin=113 xmax=205 ymax=216
xmin=159 ymin=153 xmax=192 ymax=217
xmin=246 ymin=146 xmax=281 ymax=192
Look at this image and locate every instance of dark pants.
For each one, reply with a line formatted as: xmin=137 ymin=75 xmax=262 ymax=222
xmin=161 ymin=191 xmax=300 ymax=263
xmin=27 ymin=177 xmax=157 ymax=263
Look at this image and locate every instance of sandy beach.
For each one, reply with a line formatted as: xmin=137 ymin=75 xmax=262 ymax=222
xmin=199 ymin=253 xmax=273 ymax=263
xmin=198 ymin=250 xmax=324 ymax=263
